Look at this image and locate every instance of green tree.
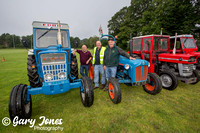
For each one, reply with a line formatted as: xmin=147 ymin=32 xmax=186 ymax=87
xmin=108 ymin=7 xmax=128 ymax=36
xmin=108 ymin=0 xmax=200 ymax=50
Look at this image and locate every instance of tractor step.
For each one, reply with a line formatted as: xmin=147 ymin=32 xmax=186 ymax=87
xmin=177 ymin=77 xmax=197 ymax=84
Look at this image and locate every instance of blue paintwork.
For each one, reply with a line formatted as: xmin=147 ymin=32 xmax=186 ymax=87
xmin=100 ymin=34 xmax=149 ymax=85
xmin=27 ymin=26 xmax=82 ymax=97
xmin=118 ymin=56 xmax=149 ymax=84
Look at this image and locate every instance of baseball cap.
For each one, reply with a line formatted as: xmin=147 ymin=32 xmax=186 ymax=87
xmin=108 ymin=37 xmax=114 ymax=41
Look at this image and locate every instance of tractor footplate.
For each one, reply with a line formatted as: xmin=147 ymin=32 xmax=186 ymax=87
xmin=177 ymin=77 xmax=197 ymax=84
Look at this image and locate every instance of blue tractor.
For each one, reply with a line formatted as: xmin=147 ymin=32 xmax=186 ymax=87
xmin=89 ymin=35 xmax=162 ymax=104
xmin=9 ymin=21 xmax=94 ymax=120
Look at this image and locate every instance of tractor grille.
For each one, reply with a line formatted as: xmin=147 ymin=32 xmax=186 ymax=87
xmin=42 ymin=63 xmax=67 ymax=82
xmin=40 ymin=53 xmax=67 ymax=82
xmin=135 ymin=66 xmax=142 ymax=81
xmin=135 ymin=66 xmax=148 ymax=81
xmin=142 ymin=66 xmax=148 ymax=80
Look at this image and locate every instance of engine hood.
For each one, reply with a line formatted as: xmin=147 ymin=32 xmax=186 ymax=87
xmin=119 ymin=56 xmax=149 ymax=67
xmin=158 ymin=53 xmax=197 ymax=64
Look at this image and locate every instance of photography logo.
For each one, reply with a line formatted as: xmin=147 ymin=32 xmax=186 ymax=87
xmin=2 ymin=116 xmax=64 ymax=131
xmin=2 ymin=117 xmax=11 ymax=126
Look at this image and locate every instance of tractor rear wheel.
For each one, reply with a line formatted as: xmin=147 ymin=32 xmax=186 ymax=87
xmin=143 ymin=73 xmax=162 ymax=95
xmin=190 ymin=69 xmax=200 ymax=85
xmin=71 ymin=54 xmax=78 ymax=79
xmin=159 ymin=70 xmax=178 ymax=90
xmin=80 ymin=76 xmax=94 ymax=107
xmin=108 ymin=78 xmax=121 ymax=104
xmin=9 ymin=84 xmax=32 ymax=121
xmin=27 ymin=55 xmax=42 ymax=87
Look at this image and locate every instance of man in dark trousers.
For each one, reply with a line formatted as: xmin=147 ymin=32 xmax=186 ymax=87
xmin=73 ymin=45 xmax=92 ymax=77
xmin=103 ymin=37 xmax=135 ymax=91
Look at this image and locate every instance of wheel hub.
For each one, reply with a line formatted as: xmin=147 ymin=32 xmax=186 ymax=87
xmin=24 ymin=102 xmax=30 ymax=114
xmin=160 ymin=74 xmax=172 ymax=88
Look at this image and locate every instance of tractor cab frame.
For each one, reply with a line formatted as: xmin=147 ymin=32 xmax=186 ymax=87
xmin=170 ymin=34 xmax=200 ymax=70
xmin=130 ymin=35 xmax=199 ymax=90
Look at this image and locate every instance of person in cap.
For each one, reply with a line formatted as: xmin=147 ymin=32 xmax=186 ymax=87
xmin=103 ymin=37 xmax=135 ymax=91
xmin=73 ymin=45 xmax=92 ymax=77
xmin=93 ymin=41 xmax=106 ymax=90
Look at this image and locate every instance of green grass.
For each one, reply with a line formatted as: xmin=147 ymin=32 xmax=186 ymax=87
xmin=0 ymin=49 xmax=200 ymax=133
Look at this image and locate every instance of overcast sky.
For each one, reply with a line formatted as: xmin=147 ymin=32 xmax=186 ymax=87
xmin=0 ymin=0 xmax=131 ymax=39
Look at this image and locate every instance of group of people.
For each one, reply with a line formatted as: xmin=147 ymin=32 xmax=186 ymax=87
xmin=73 ymin=37 xmax=135 ymax=91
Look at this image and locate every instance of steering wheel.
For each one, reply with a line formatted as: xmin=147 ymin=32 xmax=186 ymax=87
xmin=100 ymin=34 xmax=116 ymax=45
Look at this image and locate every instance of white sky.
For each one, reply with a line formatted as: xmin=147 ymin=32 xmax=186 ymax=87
xmin=0 ymin=0 xmax=131 ymax=39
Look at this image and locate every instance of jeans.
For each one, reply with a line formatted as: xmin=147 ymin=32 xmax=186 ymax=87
xmin=94 ymin=65 xmax=106 ymax=87
xmin=80 ymin=65 xmax=89 ymax=77
xmin=105 ymin=66 xmax=117 ymax=87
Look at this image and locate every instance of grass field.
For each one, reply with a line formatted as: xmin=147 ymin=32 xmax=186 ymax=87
xmin=0 ymin=49 xmax=200 ymax=133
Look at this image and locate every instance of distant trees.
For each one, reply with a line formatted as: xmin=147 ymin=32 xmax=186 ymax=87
xmin=108 ymin=0 xmax=200 ymax=50
xmin=0 ymin=33 xmax=22 ymax=48
xmin=0 ymin=33 xmax=103 ymax=49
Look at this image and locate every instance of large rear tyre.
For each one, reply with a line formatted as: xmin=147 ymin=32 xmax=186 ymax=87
xmin=108 ymin=78 xmax=121 ymax=104
xmin=159 ymin=70 xmax=178 ymax=90
xmin=71 ymin=54 xmax=78 ymax=79
xmin=27 ymin=55 xmax=42 ymax=87
xmin=80 ymin=76 xmax=94 ymax=107
xmin=9 ymin=84 xmax=32 ymax=121
xmin=190 ymin=70 xmax=200 ymax=85
xmin=143 ymin=73 xmax=162 ymax=95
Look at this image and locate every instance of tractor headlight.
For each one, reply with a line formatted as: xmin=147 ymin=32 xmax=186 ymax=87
xmin=59 ymin=72 xmax=66 ymax=78
xmin=124 ymin=64 xmax=130 ymax=70
xmin=193 ymin=65 xmax=196 ymax=70
xmin=148 ymin=62 xmax=150 ymax=67
xmin=45 ymin=74 xmax=53 ymax=80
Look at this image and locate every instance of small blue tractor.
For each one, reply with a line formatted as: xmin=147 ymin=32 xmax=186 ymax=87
xmin=89 ymin=35 xmax=162 ymax=104
xmin=9 ymin=21 xmax=94 ymax=121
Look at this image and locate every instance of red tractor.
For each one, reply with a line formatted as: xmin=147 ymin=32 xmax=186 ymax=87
xmin=130 ymin=35 xmax=199 ymax=90
xmin=169 ymin=34 xmax=200 ymax=70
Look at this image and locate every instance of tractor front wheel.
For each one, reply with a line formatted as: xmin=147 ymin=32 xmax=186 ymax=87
xmin=108 ymin=78 xmax=121 ymax=104
xmin=80 ymin=76 xmax=94 ymax=107
xmin=159 ymin=70 xmax=178 ymax=90
xmin=9 ymin=84 xmax=32 ymax=121
xmin=143 ymin=73 xmax=162 ymax=95
xmin=190 ymin=69 xmax=200 ymax=85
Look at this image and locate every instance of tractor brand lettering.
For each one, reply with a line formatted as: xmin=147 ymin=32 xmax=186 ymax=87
xmin=42 ymin=24 xmax=62 ymax=27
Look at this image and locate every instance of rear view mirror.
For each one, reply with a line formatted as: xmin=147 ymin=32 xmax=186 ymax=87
xmin=22 ymin=38 xmax=29 ymax=48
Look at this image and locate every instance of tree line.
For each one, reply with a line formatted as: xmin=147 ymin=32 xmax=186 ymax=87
xmin=108 ymin=0 xmax=200 ymax=50
xmin=0 ymin=33 xmax=106 ymax=49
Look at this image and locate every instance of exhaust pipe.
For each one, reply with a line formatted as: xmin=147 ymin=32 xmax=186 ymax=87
xmin=57 ymin=20 xmax=62 ymax=45
xmin=173 ymin=33 xmax=177 ymax=54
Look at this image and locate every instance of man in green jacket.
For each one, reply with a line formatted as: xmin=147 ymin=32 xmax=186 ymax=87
xmin=103 ymin=37 xmax=135 ymax=91
xmin=93 ymin=41 xmax=106 ymax=90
